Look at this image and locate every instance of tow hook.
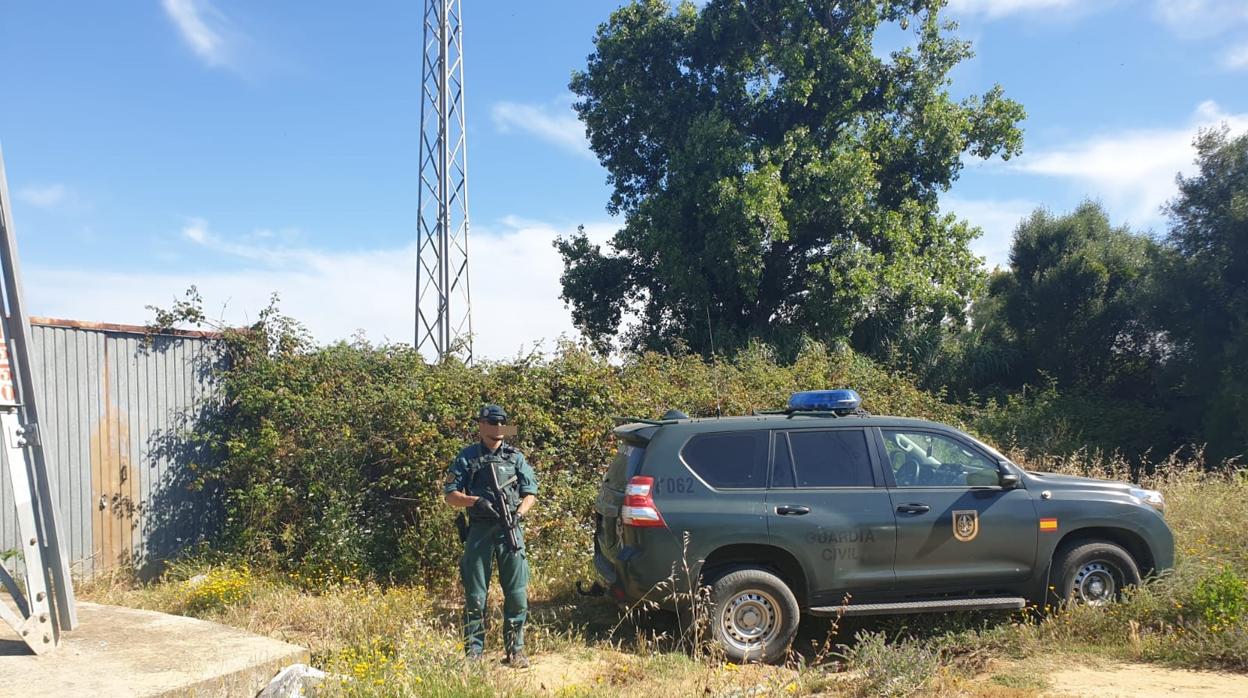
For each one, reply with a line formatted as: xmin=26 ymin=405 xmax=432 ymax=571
xmin=576 ymin=580 xmax=605 ymax=597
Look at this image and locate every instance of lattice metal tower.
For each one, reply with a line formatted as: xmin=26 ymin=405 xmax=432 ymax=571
xmin=415 ymin=0 xmax=472 ymax=361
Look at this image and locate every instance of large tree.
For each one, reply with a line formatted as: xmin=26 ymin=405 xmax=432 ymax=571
xmin=925 ymin=203 xmax=1166 ymax=398
xmin=558 ymin=0 xmax=1024 ymax=356
xmin=1160 ymin=127 xmax=1248 ymax=463
xmin=994 ymin=203 xmax=1165 ymax=397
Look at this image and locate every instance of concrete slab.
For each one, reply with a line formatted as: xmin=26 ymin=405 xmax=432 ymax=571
xmin=0 ymin=601 xmax=309 ymax=697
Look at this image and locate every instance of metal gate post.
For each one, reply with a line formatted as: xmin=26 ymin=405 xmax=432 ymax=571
xmin=0 ymin=143 xmax=79 ymax=654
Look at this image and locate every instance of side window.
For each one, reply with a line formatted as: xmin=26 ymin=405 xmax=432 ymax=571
xmin=882 ymin=430 xmax=1000 ymax=487
xmin=787 ymin=429 xmax=874 ymax=488
xmin=682 ymin=431 xmax=769 ymax=489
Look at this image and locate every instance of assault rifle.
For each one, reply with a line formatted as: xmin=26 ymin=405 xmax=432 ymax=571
xmin=486 ymin=463 xmax=524 ymax=553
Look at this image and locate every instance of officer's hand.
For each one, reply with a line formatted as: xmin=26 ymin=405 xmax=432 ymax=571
xmin=471 ymin=497 xmax=499 ymax=520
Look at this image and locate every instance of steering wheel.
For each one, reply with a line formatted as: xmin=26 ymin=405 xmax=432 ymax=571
xmin=893 ymin=451 xmax=923 ymax=486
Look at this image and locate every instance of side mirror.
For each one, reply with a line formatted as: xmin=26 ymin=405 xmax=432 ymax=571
xmin=997 ymin=460 xmax=1021 ymax=489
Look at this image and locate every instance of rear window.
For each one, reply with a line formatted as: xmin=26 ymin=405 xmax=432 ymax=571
xmin=681 ymin=431 xmax=769 ymax=489
xmin=604 ymin=442 xmax=646 ymax=490
xmin=786 ymin=429 xmax=874 ymax=487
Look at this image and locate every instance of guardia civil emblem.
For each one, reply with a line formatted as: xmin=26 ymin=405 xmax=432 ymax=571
xmin=952 ymin=510 xmax=979 ymax=542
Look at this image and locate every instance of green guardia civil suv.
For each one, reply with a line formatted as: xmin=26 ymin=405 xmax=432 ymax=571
xmin=592 ymin=390 xmax=1174 ymax=663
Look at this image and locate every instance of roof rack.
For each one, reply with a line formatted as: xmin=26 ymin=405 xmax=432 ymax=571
xmin=752 ymin=408 xmax=873 ymax=418
xmin=785 ymin=410 xmax=845 ymax=419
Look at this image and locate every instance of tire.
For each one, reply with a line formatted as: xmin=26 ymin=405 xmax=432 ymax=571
xmin=1051 ymin=541 xmax=1141 ymax=607
xmin=708 ymin=568 xmax=800 ymax=664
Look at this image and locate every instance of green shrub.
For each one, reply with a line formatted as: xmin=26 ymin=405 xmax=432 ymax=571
xmin=180 ymin=564 xmax=254 ymax=614
xmin=839 ymin=631 xmax=940 ymax=697
xmin=1193 ymin=568 xmax=1248 ymax=628
xmin=973 ymin=380 xmax=1173 ymax=460
xmin=158 ymin=301 xmax=961 ymax=590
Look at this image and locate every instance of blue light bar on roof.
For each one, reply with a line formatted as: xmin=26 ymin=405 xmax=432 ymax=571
xmin=787 ymin=389 xmax=862 ymax=414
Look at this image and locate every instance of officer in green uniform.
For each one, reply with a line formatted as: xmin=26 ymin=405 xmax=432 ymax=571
xmin=443 ymin=404 xmax=538 ymax=667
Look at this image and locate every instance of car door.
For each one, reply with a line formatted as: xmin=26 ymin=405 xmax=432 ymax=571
xmin=766 ymin=428 xmax=897 ymax=605
xmin=878 ymin=427 xmax=1038 ymax=591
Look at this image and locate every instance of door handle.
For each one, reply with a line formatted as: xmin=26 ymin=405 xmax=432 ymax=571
xmin=896 ymin=503 xmax=930 ymax=514
xmin=775 ymin=505 xmax=811 ymax=516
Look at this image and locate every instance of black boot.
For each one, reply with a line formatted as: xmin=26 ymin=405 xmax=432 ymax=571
xmin=503 ymin=649 xmax=530 ymax=669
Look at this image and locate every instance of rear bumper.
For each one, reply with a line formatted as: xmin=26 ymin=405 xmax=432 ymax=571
xmin=594 ymin=549 xmax=619 ymax=586
xmin=593 ymin=511 xmax=646 ymax=603
xmin=594 ymin=549 xmax=653 ymax=604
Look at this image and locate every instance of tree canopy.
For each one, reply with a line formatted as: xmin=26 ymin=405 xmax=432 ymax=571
xmin=926 ymin=130 xmax=1248 ymax=463
xmin=1160 ymin=128 xmax=1248 ymax=463
xmin=993 ymin=202 xmax=1165 ymax=397
xmin=558 ymin=0 xmax=1024 ymax=356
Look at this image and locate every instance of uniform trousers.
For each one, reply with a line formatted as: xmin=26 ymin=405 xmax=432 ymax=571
xmin=460 ymin=520 xmax=529 ymax=654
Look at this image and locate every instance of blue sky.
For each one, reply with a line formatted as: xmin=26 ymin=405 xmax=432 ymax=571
xmin=1 ymin=1 xmax=1246 ymax=358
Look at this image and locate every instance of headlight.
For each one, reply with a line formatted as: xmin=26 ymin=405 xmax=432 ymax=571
xmin=1129 ymin=487 xmax=1165 ymax=511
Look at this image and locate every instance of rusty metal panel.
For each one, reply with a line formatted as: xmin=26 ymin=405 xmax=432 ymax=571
xmin=0 ymin=321 xmax=223 ymax=578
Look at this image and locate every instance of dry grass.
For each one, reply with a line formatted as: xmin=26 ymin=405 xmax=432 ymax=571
xmin=77 ymin=453 xmax=1247 ymax=696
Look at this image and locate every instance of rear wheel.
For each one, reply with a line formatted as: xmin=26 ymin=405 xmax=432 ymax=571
xmin=708 ymin=568 xmax=799 ymax=664
xmin=1052 ymin=541 xmax=1141 ymax=607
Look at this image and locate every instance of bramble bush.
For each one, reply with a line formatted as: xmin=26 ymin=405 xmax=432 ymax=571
xmin=974 ymin=380 xmax=1176 ymax=462
xmin=157 ymin=298 xmax=955 ymax=587
xmin=156 ymin=298 xmax=1244 ymax=622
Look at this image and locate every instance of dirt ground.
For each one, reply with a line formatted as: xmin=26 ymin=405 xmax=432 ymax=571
xmin=503 ymin=649 xmax=1248 ymax=697
xmin=1043 ymin=662 xmax=1248 ymax=697
xmin=975 ymin=656 xmax=1248 ymax=698
xmin=519 ymin=649 xmax=616 ymax=693
xmin=506 ymin=647 xmax=799 ymax=696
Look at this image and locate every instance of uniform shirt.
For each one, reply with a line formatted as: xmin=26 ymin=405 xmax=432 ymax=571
xmin=443 ymin=441 xmax=539 ymax=498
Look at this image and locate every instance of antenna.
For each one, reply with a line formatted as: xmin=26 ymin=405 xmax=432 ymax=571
xmin=706 ymin=306 xmax=723 ymax=419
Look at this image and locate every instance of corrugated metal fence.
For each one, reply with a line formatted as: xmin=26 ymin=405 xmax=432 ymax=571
xmin=1 ymin=318 xmax=225 ymax=577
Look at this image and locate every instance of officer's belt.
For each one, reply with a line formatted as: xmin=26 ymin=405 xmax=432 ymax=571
xmin=467 ymin=513 xmax=520 ymax=524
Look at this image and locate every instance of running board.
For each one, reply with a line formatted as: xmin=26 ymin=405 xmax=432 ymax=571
xmin=809 ymin=596 xmax=1026 ymax=616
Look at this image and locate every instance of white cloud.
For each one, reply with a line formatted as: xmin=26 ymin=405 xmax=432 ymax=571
xmin=491 ymin=97 xmax=593 ymax=160
xmin=27 ymin=216 xmax=617 ymax=360
xmin=1224 ymin=42 xmax=1248 ymax=70
xmin=182 ymin=218 xmax=208 ymax=243
xmin=16 ymin=184 xmax=69 ymax=209
xmin=942 ymin=196 xmax=1039 ymax=269
xmin=161 ymin=0 xmax=234 ymax=69
xmin=945 ymin=0 xmax=1080 ymax=18
xmin=1152 ymin=0 xmax=1248 ymax=38
xmin=179 ymin=218 xmax=311 ymax=265
xmin=1011 ymin=100 xmax=1248 ymax=224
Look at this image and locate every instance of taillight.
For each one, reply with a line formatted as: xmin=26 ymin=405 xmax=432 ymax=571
xmin=621 ymin=476 xmax=666 ymax=527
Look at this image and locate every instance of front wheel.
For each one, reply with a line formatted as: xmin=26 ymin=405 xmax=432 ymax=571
xmin=708 ymin=568 xmax=800 ymax=664
xmin=1052 ymin=541 xmax=1141 ymax=607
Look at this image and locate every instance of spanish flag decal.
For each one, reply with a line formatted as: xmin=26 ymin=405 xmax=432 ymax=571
xmin=1039 ymin=518 xmax=1058 ymax=532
